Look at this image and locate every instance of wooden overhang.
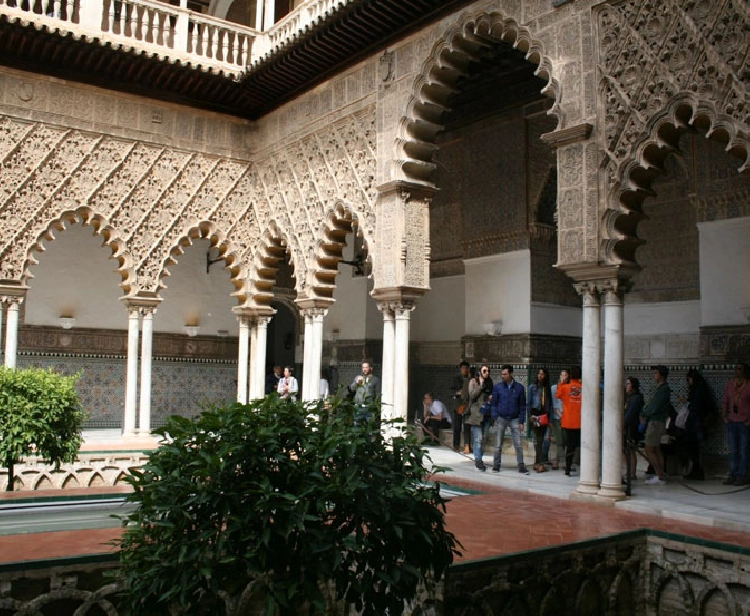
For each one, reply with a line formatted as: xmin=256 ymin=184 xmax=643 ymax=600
xmin=0 ymin=0 xmax=477 ymax=119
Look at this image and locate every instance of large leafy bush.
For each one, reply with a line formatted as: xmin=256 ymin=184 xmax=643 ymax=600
xmin=117 ymin=396 xmax=459 ymax=615
xmin=0 ymin=366 xmax=84 ymax=491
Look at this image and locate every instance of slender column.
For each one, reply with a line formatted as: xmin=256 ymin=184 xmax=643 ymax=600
xmin=248 ymin=321 xmax=258 ymax=399
xmin=309 ymin=309 xmax=326 ymax=400
xmin=392 ymin=302 xmax=414 ymax=426
xmin=599 ymin=284 xmax=626 ymax=499
xmin=378 ymin=302 xmax=396 ymax=413
xmin=123 ymin=305 xmax=141 ymax=437
xmin=252 ymin=316 xmax=271 ymax=399
xmin=236 ymin=315 xmax=250 ymax=404
xmin=3 ymin=298 xmax=23 ymax=369
xmin=138 ymin=307 xmax=157 ymax=436
xmin=0 ymin=304 xmax=4 ymax=361
xmin=301 ymin=309 xmax=314 ymax=401
xmin=299 ymin=308 xmax=327 ymax=402
xmin=576 ymin=283 xmax=601 ymax=495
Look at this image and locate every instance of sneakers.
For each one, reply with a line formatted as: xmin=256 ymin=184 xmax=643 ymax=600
xmin=518 ymin=464 xmax=530 ymax=475
xmin=491 ymin=466 xmax=500 ymax=473
xmin=463 ymin=444 xmax=471 ymax=455
xmin=735 ymin=477 xmax=748 ymax=486
xmin=722 ymin=476 xmax=736 ymax=485
xmin=475 ymin=462 xmax=487 ymax=472
xmin=645 ymin=475 xmax=666 ymax=485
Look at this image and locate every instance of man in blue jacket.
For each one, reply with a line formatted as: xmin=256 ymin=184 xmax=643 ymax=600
xmin=490 ymin=364 xmax=529 ymax=474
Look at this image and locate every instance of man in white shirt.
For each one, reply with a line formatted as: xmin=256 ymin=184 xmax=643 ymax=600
xmin=421 ymin=392 xmax=451 ymax=444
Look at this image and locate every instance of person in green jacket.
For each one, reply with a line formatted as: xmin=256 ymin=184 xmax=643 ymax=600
xmin=640 ymin=365 xmax=672 ymax=484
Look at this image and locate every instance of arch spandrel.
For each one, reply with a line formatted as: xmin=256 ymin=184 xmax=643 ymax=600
xmin=595 ymin=0 xmax=750 ymax=268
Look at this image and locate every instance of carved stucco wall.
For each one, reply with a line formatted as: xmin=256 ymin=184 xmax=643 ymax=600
xmin=596 ymin=0 xmax=750 ymax=269
xmin=0 ymin=68 xmax=378 ymax=307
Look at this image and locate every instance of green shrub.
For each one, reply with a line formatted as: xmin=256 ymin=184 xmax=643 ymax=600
xmin=117 ymin=395 xmax=460 ymax=615
xmin=0 ymin=366 xmax=85 ymax=491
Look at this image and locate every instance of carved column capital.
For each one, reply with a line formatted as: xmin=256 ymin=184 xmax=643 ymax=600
xmin=0 ymin=283 xmax=28 ymax=307
xmin=574 ymin=281 xmax=600 ymax=307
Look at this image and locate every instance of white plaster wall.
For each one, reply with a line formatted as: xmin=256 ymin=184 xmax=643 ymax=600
xmin=530 ymin=302 xmax=582 ymax=336
xmin=325 ymin=273 xmax=372 ymax=340
xmin=698 ymin=218 xmax=750 ymax=326
xmin=411 ymin=276 xmax=464 ymax=341
xmin=624 ymin=301 xmax=700 ymax=335
xmin=464 ymin=251 xmax=531 ymax=335
xmin=25 ymin=224 xmax=128 ymax=330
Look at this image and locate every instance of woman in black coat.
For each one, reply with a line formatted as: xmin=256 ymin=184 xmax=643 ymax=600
xmin=623 ymin=376 xmax=644 ymax=480
xmin=681 ymin=368 xmax=714 ymax=480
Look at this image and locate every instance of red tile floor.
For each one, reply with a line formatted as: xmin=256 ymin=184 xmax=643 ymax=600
xmin=2 ymin=478 xmax=750 ymax=566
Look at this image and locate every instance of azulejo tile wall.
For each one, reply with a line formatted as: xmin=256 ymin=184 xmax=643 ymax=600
xmin=18 ymin=354 xmax=237 ymax=429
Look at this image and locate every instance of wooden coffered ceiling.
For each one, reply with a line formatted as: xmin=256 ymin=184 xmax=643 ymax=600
xmin=0 ymin=0 xmax=478 ymax=119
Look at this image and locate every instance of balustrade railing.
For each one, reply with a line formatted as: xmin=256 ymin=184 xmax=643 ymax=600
xmin=0 ymin=0 xmax=349 ymax=73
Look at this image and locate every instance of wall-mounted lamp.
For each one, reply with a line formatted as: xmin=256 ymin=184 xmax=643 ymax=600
xmin=329 ymin=328 xmax=340 ymax=342
xmin=482 ymin=320 xmax=502 ymax=336
xmin=742 ymin=307 xmax=750 ymax=322
xmin=206 ymin=249 xmax=223 ymax=274
xmin=59 ymin=317 xmax=75 ymax=330
xmin=217 ymin=329 xmax=229 ymax=337
xmin=184 ymin=325 xmax=200 ymax=337
xmin=339 ymin=255 xmax=366 ymax=276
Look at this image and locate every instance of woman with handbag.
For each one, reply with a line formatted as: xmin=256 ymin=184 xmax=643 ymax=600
xmin=528 ymin=368 xmax=553 ymax=472
xmin=467 ymin=365 xmax=493 ymax=471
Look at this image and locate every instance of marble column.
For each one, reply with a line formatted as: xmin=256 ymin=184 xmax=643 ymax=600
xmin=598 ymin=284 xmax=626 ymax=500
xmin=576 ymin=283 xmax=601 ymax=495
xmin=3 ymin=297 xmax=23 ymax=369
xmin=378 ymin=302 xmax=396 ymax=416
xmin=253 ymin=316 xmax=271 ymax=399
xmin=236 ymin=315 xmax=250 ymax=404
xmin=123 ymin=305 xmax=140 ymax=437
xmin=138 ymin=306 xmax=156 ymax=436
xmin=301 ymin=309 xmax=314 ymax=401
xmin=248 ymin=321 xmax=258 ymax=399
xmin=392 ymin=302 xmax=414 ymax=426
xmin=300 ymin=307 xmax=327 ymax=402
xmin=310 ymin=309 xmax=326 ymax=400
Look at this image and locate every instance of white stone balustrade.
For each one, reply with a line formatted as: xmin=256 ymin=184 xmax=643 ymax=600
xmin=260 ymin=0 xmax=344 ymax=57
xmin=0 ymin=0 xmax=349 ymax=75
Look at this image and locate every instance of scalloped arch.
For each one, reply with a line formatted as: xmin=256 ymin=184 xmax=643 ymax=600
xmin=154 ymin=220 xmax=246 ymax=300
xmin=246 ymin=220 xmax=303 ymax=308
xmin=602 ymin=94 xmax=750 ymax=266
xmin=22 ymin=207 xmax=135 ymax=293
xmin=396 ymin=10 xmax=561 ymax=186
xmin=311 ymin=201 xmax=372 ymax=300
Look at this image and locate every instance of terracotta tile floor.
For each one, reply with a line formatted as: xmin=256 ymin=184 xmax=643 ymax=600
xmin=3 ymin=478 xmax=750 ymax=566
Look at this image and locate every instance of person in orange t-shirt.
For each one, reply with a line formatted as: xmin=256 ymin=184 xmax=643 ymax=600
xmin=556 ymin=366 xmax=582 ymax=476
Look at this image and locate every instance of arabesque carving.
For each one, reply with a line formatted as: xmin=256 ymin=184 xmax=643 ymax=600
xmin=596 ymin=0 xmax=750 ymax=267
xmin=0 ymin=105 xmax=377 ymax=305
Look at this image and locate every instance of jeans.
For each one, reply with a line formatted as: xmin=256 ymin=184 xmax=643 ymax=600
xmin=472 ymin=423 xmax=488 ymax=465
xmin=493 ymin=416 xmax=523 ymax=469
xmin=726 ymin=420 xmax=749 ymax=479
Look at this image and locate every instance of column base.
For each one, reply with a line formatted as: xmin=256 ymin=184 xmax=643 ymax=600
xmin=574 ymin=480 xmax=600 ymax=496
xmin=596 ymin=483 xmax=627 ymax=501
